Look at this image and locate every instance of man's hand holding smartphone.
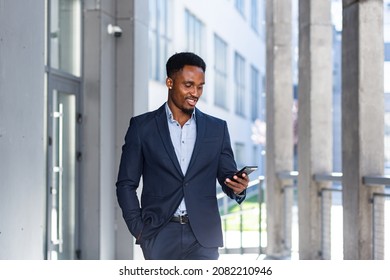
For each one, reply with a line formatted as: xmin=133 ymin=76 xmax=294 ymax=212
xmin=224 ymin=165 xmax=258 ymax=195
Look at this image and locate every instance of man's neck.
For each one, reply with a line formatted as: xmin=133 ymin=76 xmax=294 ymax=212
xmin=167 ymin=103 xmax=193 ymax=127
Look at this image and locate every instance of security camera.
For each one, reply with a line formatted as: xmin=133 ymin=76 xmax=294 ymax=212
xmin=107 ymin=24 xmax=123 ymax=37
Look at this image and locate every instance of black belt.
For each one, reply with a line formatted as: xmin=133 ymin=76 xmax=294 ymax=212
xmin=170 ymin=215 xmax=189 ymax=224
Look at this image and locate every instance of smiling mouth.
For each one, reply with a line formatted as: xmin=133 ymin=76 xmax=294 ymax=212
xmin=186 ymin=98 xmax=198 ymax=106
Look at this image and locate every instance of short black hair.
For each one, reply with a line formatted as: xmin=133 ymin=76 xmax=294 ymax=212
xmin=166 ymin=52 xmax=206 ymax=78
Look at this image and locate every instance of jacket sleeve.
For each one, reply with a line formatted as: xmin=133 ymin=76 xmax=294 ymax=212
xmin=116 ymin=117 xmax=144 ymax=241
xmin=217 ymin=121 xmax=246 ymax=204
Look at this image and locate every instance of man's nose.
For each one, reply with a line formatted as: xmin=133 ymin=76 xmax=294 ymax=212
xmin=191 ymin=86 xmax=202 ymax=97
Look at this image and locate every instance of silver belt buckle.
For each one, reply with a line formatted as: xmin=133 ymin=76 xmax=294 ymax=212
xmin=179 ymin=215 xmax=186 ymax=224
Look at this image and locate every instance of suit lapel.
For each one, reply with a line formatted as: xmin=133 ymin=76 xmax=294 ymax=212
xmin=155 ymin=105 xmax=184 ymax=177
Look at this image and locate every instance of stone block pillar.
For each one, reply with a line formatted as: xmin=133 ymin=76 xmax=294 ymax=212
xmin=342 ymin=0 xmax=384 ymax=259
xmin=265 ymin=0 xmax=294 ymax=258
xmin=115 ymin=0 xmax=149 ymax=260
xmin=297 ymin=0 xmax=333 ymax=259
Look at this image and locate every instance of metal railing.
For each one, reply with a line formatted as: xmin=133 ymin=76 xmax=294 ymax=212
xmin=313 ymin=172 xmax=343 ymax=259
xmin=218 ymin=172 xmax=390 ymax=259
xmin=218 ymin=176 xmax=265 ymax=256
xmin=363 ymin=175 xmax=390 ymax=259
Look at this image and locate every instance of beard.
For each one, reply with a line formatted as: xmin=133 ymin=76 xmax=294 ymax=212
xmin=181 ymin=107 xmax=194 ymax=116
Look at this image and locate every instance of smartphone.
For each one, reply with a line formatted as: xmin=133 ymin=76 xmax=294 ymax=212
xmin=231 ymin=165 xmax=258 ymax=181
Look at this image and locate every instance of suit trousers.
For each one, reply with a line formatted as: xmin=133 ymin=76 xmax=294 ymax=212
xmin=140 ymin=221 xmax=219 ymax=260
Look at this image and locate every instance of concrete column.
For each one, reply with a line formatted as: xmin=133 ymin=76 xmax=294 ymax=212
xmin=115 ymin=0 xmax=149 ymax=260
xmin=297 ymin=0 xmax=333 ymax=259
xmin=265 ymin=0 xmax=294 ymax=258
xmin=342 ymin=0 xmax=384 ymax=259
xmin=0 ymin=0 xmax=46 ymax=259
xmin=82 ymin=0 xmax=117 ymax=259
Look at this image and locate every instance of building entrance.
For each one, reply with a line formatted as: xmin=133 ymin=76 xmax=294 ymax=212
xmin=46 ymin=72 xmax=81 ymax=260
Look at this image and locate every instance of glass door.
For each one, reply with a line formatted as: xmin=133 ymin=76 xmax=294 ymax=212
xmin=47 ymin=73 xmax=81 ymax=260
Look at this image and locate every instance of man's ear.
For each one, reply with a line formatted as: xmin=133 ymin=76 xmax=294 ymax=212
xmin=166 ymin=77 xmax=173 ymax=89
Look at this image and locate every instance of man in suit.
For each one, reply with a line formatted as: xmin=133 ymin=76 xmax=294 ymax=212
xmin=116 ymin=52 xmax=249 ymax=260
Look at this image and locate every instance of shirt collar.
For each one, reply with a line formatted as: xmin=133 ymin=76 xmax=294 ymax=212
xmin=165 ymin=102 xmax=196 ymax=124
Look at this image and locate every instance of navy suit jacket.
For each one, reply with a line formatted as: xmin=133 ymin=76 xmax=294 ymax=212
xmin=116 ymin=104 xmax=245 ymax=248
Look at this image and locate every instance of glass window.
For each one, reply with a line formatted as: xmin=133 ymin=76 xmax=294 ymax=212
xmin=385 ymin=109 xmax=390 ymax=174
xmin=385 ymin=43 xmax=390 ymax=61
xmin=234 ymin=142 xmax=246 ymax=168
xmin=214 ymin=35 xmax=228 ymax=109
xmin=185 ymin=9 xmax=205 ymax=56
xmin=235 ymin=0 xmax=245 ymax=17
xmin=259 ymin=0 xmax=266 ymax=39
xmin=251 ymin=0 xmax=259 ymax=32
xmin=252 ymin=145 xmax=259 ymax=166
xmin=149 ymin=0 xmax=172 ymax=82
xmin=234 ymin=52 xmax=246 ymax=116
xmin=49 ymin=0 xmax=81 ymax=77
xmin=261 ymin=73 xmax=266 ymax=120
xmin=250 ymin=65 xmax=259 ymax=121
